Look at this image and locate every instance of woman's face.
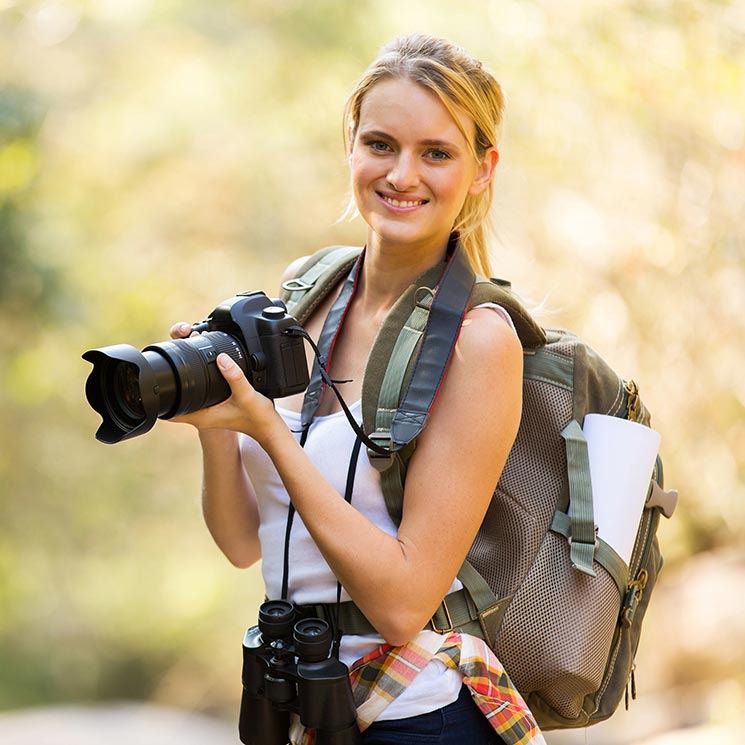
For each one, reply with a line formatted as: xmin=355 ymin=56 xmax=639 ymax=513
xmin=349 ymin=76 xmax=495 ymax=257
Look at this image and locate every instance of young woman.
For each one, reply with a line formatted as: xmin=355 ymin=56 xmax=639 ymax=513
xmin=170 ymin=33 xmax=544 ymax=745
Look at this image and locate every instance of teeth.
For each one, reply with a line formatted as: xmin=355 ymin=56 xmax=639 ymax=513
xmin=383 ymin=195 xmax=425 ymax=208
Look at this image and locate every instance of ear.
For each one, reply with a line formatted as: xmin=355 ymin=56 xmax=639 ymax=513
xmin=468 ymin=147 xmax=499 ymax=196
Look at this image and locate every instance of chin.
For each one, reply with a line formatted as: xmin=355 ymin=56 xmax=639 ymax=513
xmin=369 ymin=217 xmax=435 ymax=248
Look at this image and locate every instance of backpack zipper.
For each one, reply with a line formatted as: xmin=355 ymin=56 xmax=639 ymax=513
xmin=590 ymin=456 xmax=661 ymax=718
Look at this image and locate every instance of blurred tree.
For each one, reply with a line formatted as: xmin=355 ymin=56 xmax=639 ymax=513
xmin=0 ymin=85 xmax=64 ymax=325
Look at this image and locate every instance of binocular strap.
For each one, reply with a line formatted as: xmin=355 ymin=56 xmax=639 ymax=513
xmin=280 ymin=424 xmax=364 ymax=657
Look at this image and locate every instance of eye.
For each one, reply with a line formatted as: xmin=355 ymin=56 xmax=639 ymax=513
xmin=366 ymin=140 xmax=392 ymax=153
xmin=426 ymin=148 xmax=451 ymax=162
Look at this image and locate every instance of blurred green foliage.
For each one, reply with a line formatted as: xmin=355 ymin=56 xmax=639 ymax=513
xmin=1 ymin=0 xmax=743 ymax=728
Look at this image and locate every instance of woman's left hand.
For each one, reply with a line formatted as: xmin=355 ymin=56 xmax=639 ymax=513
xmin=171 ymin=354 xmax=283 ymax=443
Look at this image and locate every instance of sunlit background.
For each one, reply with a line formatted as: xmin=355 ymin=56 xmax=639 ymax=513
xmin=1 ymin=0 xmax=744 ymax=743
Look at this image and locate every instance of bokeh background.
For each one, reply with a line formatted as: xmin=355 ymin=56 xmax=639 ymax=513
xmin=1 ymin=0 xmax=744 ymax=743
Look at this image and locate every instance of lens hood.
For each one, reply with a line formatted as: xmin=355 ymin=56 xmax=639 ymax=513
xmin=82 ymin=344 xmax=161 ymax=444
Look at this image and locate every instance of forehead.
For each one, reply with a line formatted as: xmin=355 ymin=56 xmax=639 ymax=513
xmin=357 ymin=77 xmax=475 ymax=146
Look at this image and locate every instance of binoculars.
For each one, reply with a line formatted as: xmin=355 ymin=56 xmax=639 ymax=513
xmin=239 ymin=600 xmax=361 ymax=745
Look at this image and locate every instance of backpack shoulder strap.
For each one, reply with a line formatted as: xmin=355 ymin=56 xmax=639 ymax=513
xmin=281 ymin=245 xmax=362 ymax=324
xmin=471 ymin=278 xmax=547 ymax=349
xmin=360 ymin=261 xmax=550 ymax=641
xmin=362 ymin=271 xmax=547 ymax=463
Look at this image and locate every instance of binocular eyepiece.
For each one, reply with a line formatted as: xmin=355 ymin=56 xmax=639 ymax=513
xmin=240 ymin=600 xmax=361 ymax=745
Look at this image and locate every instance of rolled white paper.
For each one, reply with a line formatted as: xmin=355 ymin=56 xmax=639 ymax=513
xmin=582 ymin=414 xmax=661 ymax=566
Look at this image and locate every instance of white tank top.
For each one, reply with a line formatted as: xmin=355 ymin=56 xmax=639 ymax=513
xmin=240 ymin=401 xmax=464 ymax=720
xmin=239 ymin=303 xmax=516 ymax=720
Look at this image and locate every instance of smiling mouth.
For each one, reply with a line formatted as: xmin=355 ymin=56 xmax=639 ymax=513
xmin=378 ymin=192 xmax=429 ymax=209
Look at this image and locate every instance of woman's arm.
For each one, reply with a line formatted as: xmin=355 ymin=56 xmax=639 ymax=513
xmin=168 ymin=324 xmax=262 ymax=569
xmin=221 ymin=307 xmax=523 ymax=645
xmin=198 ymin=429 xmax=261 ymax=568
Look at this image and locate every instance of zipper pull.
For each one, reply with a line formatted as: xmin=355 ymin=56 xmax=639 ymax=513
xmin=624 ymin=665 xmax=638 ymax=710
xmin=621 ymin=569 xmax=649 ymax=628
xmin=625 ymin=380 xmax=642 ymax=422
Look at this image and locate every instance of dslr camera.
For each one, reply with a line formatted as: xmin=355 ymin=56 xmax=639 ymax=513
xmin=82 ymin=291 xmax=309 ymax=444
xmin=240 ymin=600 xmax=361 ymax=745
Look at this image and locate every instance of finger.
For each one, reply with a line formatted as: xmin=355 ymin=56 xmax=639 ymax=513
xmin=216 ymin=354 xmax=248 ymax=389
xmin=169 ymin=322 xmax=193 ymax=339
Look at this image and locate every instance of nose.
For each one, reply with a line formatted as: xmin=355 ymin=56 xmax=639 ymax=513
xmin=386 ymin=152 xmax=420 ymax=192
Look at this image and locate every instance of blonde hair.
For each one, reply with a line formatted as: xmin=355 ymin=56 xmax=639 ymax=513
xmin=343 ymin=33 xmax=505 ymax=276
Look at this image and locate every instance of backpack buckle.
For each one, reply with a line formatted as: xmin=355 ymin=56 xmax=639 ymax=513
xmin=281 ymin=278 xmax=315 ymax=292
xmin=414 ymin=286 xmax=435 ymax=310
xmin=367 ymin=431 xmax=393 ymax=471
xmin=567 ymin=525 xmax=599 ymax=550
xmin=430 ymin=597 xmax=454 ymax=634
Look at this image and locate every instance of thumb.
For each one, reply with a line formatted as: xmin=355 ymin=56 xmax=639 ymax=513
xmin=216 ymin=354 xmax=247 ymax=385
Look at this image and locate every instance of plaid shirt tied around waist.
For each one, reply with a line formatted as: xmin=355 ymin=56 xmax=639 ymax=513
xmin=289 ymin=630 xmax=546 ymax=745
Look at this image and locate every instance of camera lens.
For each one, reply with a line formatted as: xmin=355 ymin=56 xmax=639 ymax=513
xmin=258 ymin=600 xmax=296 ymax=640
xmin=82 ymin=331 xmax=249 ymax=444
xmin=99 ymin=359 xmax=146 ymax=429
xmin=143 ymin=331 xmax=248 ymax=419
xmin=112 ymin=362 xmax=144 ymax=418
xmin=293 ymin=618 xmax=332 ymax=662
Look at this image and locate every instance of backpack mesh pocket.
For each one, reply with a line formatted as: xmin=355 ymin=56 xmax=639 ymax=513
xmin=494 ymin=530 xmax=622 ymax=721
xmin=468 ymin=376 xmax=573 ymax=598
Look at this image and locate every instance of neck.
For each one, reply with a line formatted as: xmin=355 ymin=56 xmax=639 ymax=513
xmin=356 ymin=233 xmax=451 ymax=316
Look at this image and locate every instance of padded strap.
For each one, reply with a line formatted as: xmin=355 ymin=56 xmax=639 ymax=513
xmin=560 ymin=419 xmax=598 ymax=577
xmin=282 ymin=245 xmax=361 ymax=324
xmin=367 ymin=291 xmax=434 ymax=524
xmin=300 ymin=253 xmax=363 ymax=429
xmin=390 ymin=241 xmax=476 ymax=446
xmin=297 ymin=585 xmax=486 ymax=639
xmin=471 ymin=279 xmax=546 ymax=349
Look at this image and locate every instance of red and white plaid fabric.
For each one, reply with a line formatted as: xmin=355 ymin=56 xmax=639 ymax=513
xmin=289 ymin=630 xmax=546 ymax=745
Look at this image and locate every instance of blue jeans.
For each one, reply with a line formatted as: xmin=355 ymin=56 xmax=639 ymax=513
xmin=361 ymin=686 xmax=505 ymax=744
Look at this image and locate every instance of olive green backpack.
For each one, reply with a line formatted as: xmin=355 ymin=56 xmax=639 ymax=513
xmin=280 ymin=240 xmax=677 ymax=730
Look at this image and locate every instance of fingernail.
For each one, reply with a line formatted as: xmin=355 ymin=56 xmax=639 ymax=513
xmin=217 ymin=354 xmax=233 ymax=368
xmin=179 ymin=323 xmax=191 ymax=334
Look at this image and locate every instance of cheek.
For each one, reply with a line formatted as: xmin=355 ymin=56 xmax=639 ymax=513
xmin=350 ymin=156 xmax=378 ymax=198
xmin=437 ymin=171 xmax=473 ymax=208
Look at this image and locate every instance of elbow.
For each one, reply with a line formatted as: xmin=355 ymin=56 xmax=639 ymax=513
xmin=221 ymin=543 xmax=260 ymax=569
xmin=227 ymin=554 xmax=253 ymax=569
xmin=375 ymin=609 xmax=431 ymax=648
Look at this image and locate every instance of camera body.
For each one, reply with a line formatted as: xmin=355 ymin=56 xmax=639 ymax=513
xmin=82 ymin=291 xmax=309 ymax=444
xmin=191 ymin=291 xmax=309 ymax=400
xmin=240 ymin=600 xmax=361 ymax=745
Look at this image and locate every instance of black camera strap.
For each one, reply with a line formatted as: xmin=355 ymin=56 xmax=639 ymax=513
xmin=279 ymin=416 xmax=362 ymax=654
xmin=278 ymin=252 xmax=385 ymax=613
xmin=332 ymin=433 xmax=362 ymax=656
xmin=279 ymin=318 xmax=374 ymax=634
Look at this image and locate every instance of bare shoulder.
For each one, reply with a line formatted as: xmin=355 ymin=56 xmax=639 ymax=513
xmin=456 ymin=305 xmax=523 ymax=374
xmin=427 ymin=304 xmax=523 ymax=436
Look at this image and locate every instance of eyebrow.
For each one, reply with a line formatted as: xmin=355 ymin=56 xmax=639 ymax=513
xmin=358 ymin=129 xmax=462 ymax=152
